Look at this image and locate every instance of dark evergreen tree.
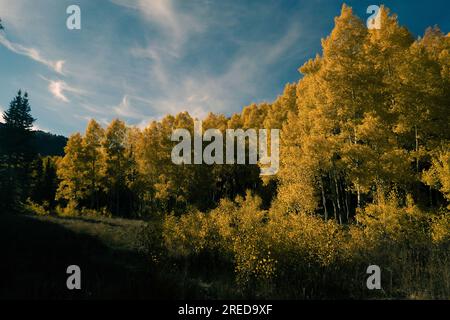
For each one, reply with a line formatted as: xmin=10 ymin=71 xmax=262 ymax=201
xmin=3 ymin=91 xmax=35 ymax=130
xmin=31 ymin=157 xmax=59 ymax=208
xmin=0 ymin=91 xmax=37 ymax=211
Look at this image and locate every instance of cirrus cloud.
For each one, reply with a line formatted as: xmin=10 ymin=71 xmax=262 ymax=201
xmin=41 ymin=77 xmax=84 ymax=103
xmin=0 ymin=34 xmax=65 ymax=74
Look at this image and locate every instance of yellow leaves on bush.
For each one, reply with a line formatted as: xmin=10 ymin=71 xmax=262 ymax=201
xmin=431 ymin=211 xmax=450 ymax=244
xmin=161 ymin=191 xmax=349 ymax=290
xmin=156 ymin=189 xmax=449 ymax=298
xmin=24 ymin=199 xmax=50 ymax=216
xmin=423 ymin=149 xmax=450 ymax=208
xmin=267 ymin=211 xmax=345 ymax=268
xmin=163 ymin=211 xmax=209 ymax=258
xmin=356 ymin=192 xmax=431 ymax=246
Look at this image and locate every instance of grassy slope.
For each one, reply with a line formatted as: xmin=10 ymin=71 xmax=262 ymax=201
xmin=0 ymin=214 xmax=177 ymax=299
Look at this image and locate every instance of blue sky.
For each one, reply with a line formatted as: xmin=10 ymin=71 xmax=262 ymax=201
xmin=0 ymin=0 xmax=448 ymax=136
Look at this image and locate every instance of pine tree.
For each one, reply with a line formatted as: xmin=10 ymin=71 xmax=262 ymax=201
xmin=31 ymin=156 xmax=58 ymax=208
xmin=3 ymin=91 xmax=35 ymax=130
xmin=0 ymin=91 xmax=37 ymax=210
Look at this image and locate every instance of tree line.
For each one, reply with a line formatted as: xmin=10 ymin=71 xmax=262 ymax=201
xmin=1 ymin=5 xmax=449 ymax=221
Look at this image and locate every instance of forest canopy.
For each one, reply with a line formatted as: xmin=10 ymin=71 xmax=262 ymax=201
xmin=33 ymin=5 xmax=448 ymax=220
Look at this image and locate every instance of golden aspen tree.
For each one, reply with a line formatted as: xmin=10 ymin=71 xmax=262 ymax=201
xmin=392 ymin=28 xmax=449 ymax=179
xmin=263 ymin=83 xmax=297 ymax=130
xmin=82 ymin=119 xmax=105 ymax=210
xmin=124 ymin=126 xmax=142 ymax=215
xmin=103 ymin=119 xmax=128 ymax=215
xmin=56 ymin=133 xmax=86 ymax=208
xmin=423 ymin=148 xmax=450 ymax=208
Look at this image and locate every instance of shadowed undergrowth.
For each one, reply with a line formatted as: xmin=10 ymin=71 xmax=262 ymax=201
xmin=0 ymin=213 xmax=180 ymax=299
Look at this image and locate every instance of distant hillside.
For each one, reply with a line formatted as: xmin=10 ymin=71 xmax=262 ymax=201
xmin=0 ymin=123 xmax=67 ymax=156
xmin=32 ymin=130 xmax=67 ymax=156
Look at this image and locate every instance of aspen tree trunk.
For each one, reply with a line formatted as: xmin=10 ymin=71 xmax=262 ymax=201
xmin=117 ymin=161 xmax=121 ymax=214
xmin=91 ymin=160 xmax=96 ymax=209
xmin=334 ymin=174 xmax=342 ymax=220
xmin=352 ymin=118 xmax=361 ymax=209
xmin=332 ymin=199 xmax=337 ymax=221
xmin=429 ymin=186 xmax=433 ymax=207
xmin=356 ymin=182 xmax=361 ymax=209
xmin=415 ymin=125 xmax=419 ymax=173
xmin=345 ymin=190 xmax=350 ymax=222
xmin=320 ymin=178 xmax=328 ymax=221
xmin=339 ymin=178 xmax=349 ymax=223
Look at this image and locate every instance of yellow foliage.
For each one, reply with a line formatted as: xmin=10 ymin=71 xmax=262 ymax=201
xmin=431 ymin=211 xmax=450 ymax=244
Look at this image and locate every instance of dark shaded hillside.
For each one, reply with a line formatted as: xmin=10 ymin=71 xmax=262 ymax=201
xmin=31 ymin=130 xmax=67 ymax=156
xmin=0 ymin=214 xmax=177 ymax=299
xmin=0 ymin=123 xmax=67 ymax=156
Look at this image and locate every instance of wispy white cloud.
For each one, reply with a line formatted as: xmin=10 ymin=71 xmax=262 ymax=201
xmin=0 ymin=0 xmax=30 ymax=33
xmin=134 ymin=0 xmax=184 ymax=37
xmin=127 ymin=18 xmax=303 ymax=119
xmin=40 ymin=77 xmax=84 ymax=103
xmin=0 ymin=0 xmax=313 ymax=136
xmin=0 ymin=34 xmax=65 ymax=74
xmin=73 ymin=114 xmax=111 ymax=128
xmin=80 ymin=103 xmax=109 ymax=115
xmin=111 ymin=0 xmax=203 ymax=53
xmin=111 ymin=0 xmax=182 ymax=34
xmin=0 ymin=105 xmax=4 ymax=123
xmin=114 ymin=95 xmax=147 ymax=119
xmin=48 ymin=81 xmax=69 ymax=102
xmin=130 ymin=46 xmax=171 ymax=86
xmin=135 ymin=119 xmax=152 ymax=130
xmin=32 ymin=123 xmax=50 ymax=132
